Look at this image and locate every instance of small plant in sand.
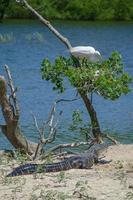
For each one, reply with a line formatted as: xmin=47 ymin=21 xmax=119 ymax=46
xmin=73 ymin=180 xmax=96 ymax=200
xmin=56 ymin=171 xmax=66 ymax=183
xmin=125 ymin=192 xmax=133 ymax=200
xmin=114 ymin=170 xmax=127 ymax=187
xmin=30 ymin=194 xmax=38 ymax=200
xmin=115 ymin=160 xmax=124 ymax=169
xmin=1 ymin=175 xmax=26 ymax=200
xmin=14 ymin=150 xmax=30 ymax=164
xmin=57 ymin=192 xmax=69 ymax=200
xmin=30 ymin=189 xmax=68 ymax=200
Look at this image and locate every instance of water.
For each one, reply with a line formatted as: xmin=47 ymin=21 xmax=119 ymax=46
xmin=0 ymin=20 xmax=133 ymax=149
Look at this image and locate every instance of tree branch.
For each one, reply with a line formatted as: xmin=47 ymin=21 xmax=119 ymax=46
xmin=4 ymin=64 xmax=20 ymax=118
xmin=46 ymin=141 xmax=92 ymax=155
xmin=32 ymin=101 xmax=61 ymax=159
xmin=0 ymin=70 xmax=38 ymax=156
xmin=102 ymin=133 xmax=118 ymax=144
xmin=17 ymin=0 xmax=72 ymax=50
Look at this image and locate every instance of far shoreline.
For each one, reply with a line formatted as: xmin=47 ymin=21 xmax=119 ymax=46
xmin=1 ymin=18 xmax=133 ymax=24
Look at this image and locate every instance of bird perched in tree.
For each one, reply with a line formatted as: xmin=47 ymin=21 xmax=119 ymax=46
xmin=70 ymin=46 xmax=102 ymax=62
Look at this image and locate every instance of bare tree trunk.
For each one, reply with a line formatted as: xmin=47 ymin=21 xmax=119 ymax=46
xmin=80 ymin=93 xmax=102 ymax=143
xmin=0 ymin=75 xmax=37 ymax=155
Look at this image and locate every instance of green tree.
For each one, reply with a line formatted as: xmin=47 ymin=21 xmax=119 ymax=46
xmin=2 ymin=0 xmax=133 ymax=20
xmin=41 ymin=52 xmax=132 ymax=142
xmin=66 ymin=0 xmax=100 ymax=20
xmin=114 ymin=0 xmax=133 ymax=20
xmin=0 ymin=0 xmax=10 ymax=22
xmin=97 ymin=0 xmax=115 ymax=20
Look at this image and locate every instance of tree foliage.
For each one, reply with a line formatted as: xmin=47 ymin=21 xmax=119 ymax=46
xmin=41 ymin=52 xmax=132 ymax=100
xmin=0 ymin=0 xmax=10 ymax=21
xmin=2 ymin=0 xmax=133 ymax=20
xmin=41 ymin=52 xmax=132 ymax=142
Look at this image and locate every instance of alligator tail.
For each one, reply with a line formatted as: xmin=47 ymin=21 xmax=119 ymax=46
xmin=6 ymin=163 xmax=38 ymax=177
xmin=6 ymin=160 xmax=71 ymax=177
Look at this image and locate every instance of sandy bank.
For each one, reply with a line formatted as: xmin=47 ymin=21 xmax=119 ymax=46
xmin=0 ymin=144 xmax=133 ymax=200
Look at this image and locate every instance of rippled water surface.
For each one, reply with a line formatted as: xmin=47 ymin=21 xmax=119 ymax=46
xmin=0 ymin=20 xmax=133 ymax=149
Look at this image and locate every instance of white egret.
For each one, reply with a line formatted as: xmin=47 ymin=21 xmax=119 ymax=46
xmin=70 ymin=46 xmax=102 ymax=62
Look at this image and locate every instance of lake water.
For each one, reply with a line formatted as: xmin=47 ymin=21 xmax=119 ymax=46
xmin=0 ymin=20 xmax=133 ymax=149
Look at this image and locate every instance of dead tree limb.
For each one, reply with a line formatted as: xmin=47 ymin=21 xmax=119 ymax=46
xmin=4 ymin=65 xmax=19 ymax=117
xmin=17 ymin=0 xmax=72 ymax=49
xmin=32 ymin=101 xmax=61 ymax=160
xmin=44 ymin=141 xmax=95 ymax=158
xmin=102 ymin=133 xmax=118 ymax=145
xmin=0 ymin=70 xmax=38 ymax=155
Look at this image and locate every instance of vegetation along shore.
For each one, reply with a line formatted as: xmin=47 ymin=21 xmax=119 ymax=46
xmin=1 ymin=0 xmax=133 ymax=21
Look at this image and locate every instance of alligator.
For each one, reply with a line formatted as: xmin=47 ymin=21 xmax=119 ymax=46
xmin=6 ymin=144 xmax=111 ymax=177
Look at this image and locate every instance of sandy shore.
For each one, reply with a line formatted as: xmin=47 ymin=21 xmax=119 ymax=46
xmin=0 ymin=144 xmax=133 ymax=200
